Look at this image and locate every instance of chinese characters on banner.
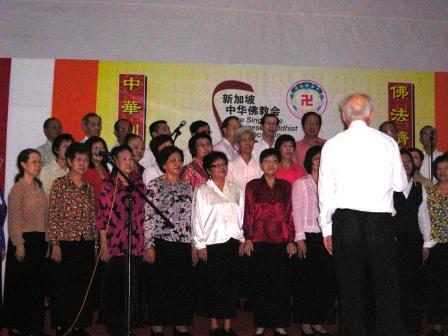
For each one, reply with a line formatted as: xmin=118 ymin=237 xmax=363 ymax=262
xmin=118 ymin=74 xmax=147 ymax=140
xmin=212 ymin=80 xmax=296 ymax=139
xmin=388 ymin=83 xmax=414 ymax=147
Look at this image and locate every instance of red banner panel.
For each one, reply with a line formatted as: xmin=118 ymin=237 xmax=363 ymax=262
xmin=118 ymin=74 xmax=147 ymax=140
xmin=388 ymin=83 xmax=414 ymax=148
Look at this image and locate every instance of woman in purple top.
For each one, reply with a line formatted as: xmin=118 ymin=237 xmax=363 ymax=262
xmin=96 ymin=145 xmax=146 ymax=336
xmin=144 ymin=146 xmax=195 ymax=336
xmin=292 ymin=145 xmax=336 ymax=336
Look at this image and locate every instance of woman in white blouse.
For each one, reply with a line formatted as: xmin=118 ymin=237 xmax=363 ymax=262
xmin=292 ymin=145 xmax=336 ymax=336
xmin=192 ymin=151 xmax=245 ymax=336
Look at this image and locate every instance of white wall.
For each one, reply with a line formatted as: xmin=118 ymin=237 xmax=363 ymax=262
xmin=1 ymin=0 xmax=447 ymax=71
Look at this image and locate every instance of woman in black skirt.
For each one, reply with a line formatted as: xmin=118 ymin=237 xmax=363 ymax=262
xmin=192 ymin=151 xmax=245 ymax=336
xmin=144 ymin=146 xmax=195 ymax=336
xmin=96 ymin=145 xmax=146 ymax=336
xmin=48 ymin=142 xmax=96 ymax=336
xmin=4 ymin=149 xmax=47 ymax=336
xmin=243 ymin=148 xmax=296 ymax=336
xmin=392 ymin=148 xmax=430 ymax=336
xmin=291 ymin=145 xmax=335 ymax=336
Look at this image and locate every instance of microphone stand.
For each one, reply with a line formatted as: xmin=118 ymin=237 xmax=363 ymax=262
xmin=104 ymin=154 xmax=175 ymax=336
xmin=172 ymin=129 xmax=182 ymax=144
xmin=429 ymin=132 xmax=435 ymax=181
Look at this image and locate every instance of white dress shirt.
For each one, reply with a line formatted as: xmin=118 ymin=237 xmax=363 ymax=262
xmin=36 ymin=140 xmax=55 ymax=167
xmin=214 ymin=138 xmax=239 ymax=161
xmin=143 ymin=164 xmax=163 ymax=186
xmin=139 ymin=149 xmax=156 ymax=169
xmin=421 ymin=150 xmax=443 ymax=180
xmin=252 ymin=137 xmax=274 ymax=162
xmin=227 ymin=156 xmax=262 ymax=191
xmin=39 ymin=160 xmax=69 ymax=196
xmin=192 ymin=179 xmax=245 ymax=249
xmin=318 ymin=120 xmax=407 ymax=237
xmin=401 ymin=179 xmax=434 ymax=248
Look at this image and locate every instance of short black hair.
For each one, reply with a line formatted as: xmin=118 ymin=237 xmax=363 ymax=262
xmin=65 ymin=142 xmax=90 ymax=169
xmin=301 ymin=111 xmax=322 ymax=127
xmin=149 ymin=134 xmax=173 ymax=156
xmin=419 ymin=125 xmax=435 ymax=138
xmin=156 ymin=146 xmax=184 ymax=173
xmin=190 ymin=120 xmax=209 ymax=135
xmin=149 ymin=120 xmax=168 ymax=138
xmin=304 ymin=145 xmax=323 ymax=174
xmin=124 ymin=133 xmax=143 ymax=146
xmin=379 ymin=120 xmax=397 ymax=133
xmin=203 ymin=151 xmax=228 ymax=174
xmin=409 ymin=147 xmax=424 ymax=161
xmin=43 ymin=117 xmax=60 ymax=129
xmin=221 ymin=116 xmax=240 ymax=130
xmin=433 ymin=154 xmax=448 ymax=181
xmin=260 ymin=114 xmax=280 ymax=126
xmin=188 ymin=133 xmax=212 ymax=158
xmin=400 ymin=148 xmax=416 ymax=177
xmin=259 ymin=148 xmax=281 ymax=163
xmin=110 ymin=144 xmax=134 ymax=174
xmin=85 ymin=136 xmax=108 ymax=169
xmin=114 ymin=119 xmax=132 ymax=132
xmin=274 ymin=134 xmax=296 ymax=153
xmin=52 ymin=133 xmax=74 ymax=157
xmin=82 ymin=112 xmax=101 ymax=127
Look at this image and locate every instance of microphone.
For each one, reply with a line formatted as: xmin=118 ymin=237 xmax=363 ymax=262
xmin=429 ymin=129 xmax=436 ymax=143
xmin=171 ymin=120 xmax=187 ymax=136
xmin=94 ymin=149 xmax=114 ymax=157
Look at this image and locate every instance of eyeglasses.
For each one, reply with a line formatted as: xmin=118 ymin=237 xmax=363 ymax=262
xmin=210 ymin=162 xmax=228 ymax=168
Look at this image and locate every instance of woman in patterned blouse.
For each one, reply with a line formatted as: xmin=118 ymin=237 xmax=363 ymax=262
xmin=3 ymin=149 xmax=47 ymax=336
xmin=48 ymin=142 xmax=96 ymax=336
xmin=180 ymin=132 xmax=213 ymax=190
xmin=425 ymin=154 xmax=448 ymax=336
xmin=96 ymin=145 xmax=146 ymax=336
xmin=144 ymin=146 xmax=195 ymax=336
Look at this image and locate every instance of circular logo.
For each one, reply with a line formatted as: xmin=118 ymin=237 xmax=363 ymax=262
xmin=286 ymin=80 xmax=328 ymax=119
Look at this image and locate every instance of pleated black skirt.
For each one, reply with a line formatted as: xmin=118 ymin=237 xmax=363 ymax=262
xmin=197 ymin=239 xmax=239 ymax=319
xmin=395 ymin=237 xmax=424 ymax=333
xmin=51 ymin=240 xmax=95 ymax=329
xmin=292 ymin=232 xmax=337 ymax=325
xmin=3 ymin=232 xmax=47 ymax=333
xmin=425 ymin=243 xmax=448 ymax=325
xmin=252 ymin=242 xmax=291 ymax=328
xmin=148 ymin=238 xmax=194 ymax=326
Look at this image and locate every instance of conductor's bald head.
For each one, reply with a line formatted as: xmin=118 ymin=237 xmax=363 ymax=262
xmin=339 ymin=93 xmax=374 ymax=126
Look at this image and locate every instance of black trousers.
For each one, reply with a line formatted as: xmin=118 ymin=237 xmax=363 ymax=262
xmin=332 ymin=209 xmax=405 ymax=336
xmin=292 ymin=232 xmax=337 ymax=325
xmin=103 ymin=255 xmax=143 ymax=335
xmin=251 ymin=243 xmax=291 ymax=328
xmin=3 ymin=233 xmax=47 ymax=333
xmin=197 ymin=239 xmax=239 ymax=319
xmin=425 ymin=243 xmax=448 ymax=325
xmin=148 ymin=239 xmax=194 ymax=326
xmin=51 ymin=240 xmax=95 ymax=330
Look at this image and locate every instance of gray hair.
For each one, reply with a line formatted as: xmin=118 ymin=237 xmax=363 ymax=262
xmin=339 ymin=93 xmax=374 ymax=118
xmin=236 ymin=127 xmax=256 ymax=143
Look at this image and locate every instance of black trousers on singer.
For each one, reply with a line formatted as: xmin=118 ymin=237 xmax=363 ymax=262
xmin=332 ymin=209 xmax=405 ymax=336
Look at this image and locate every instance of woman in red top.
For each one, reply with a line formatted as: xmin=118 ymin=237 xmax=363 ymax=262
xmin=84 ymin=136 xmax=110 ymax=199
xmin=275 ymin=134 xmax=306 ymax=186
xmin=243 ymin=148 xmax=296 ymax=336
